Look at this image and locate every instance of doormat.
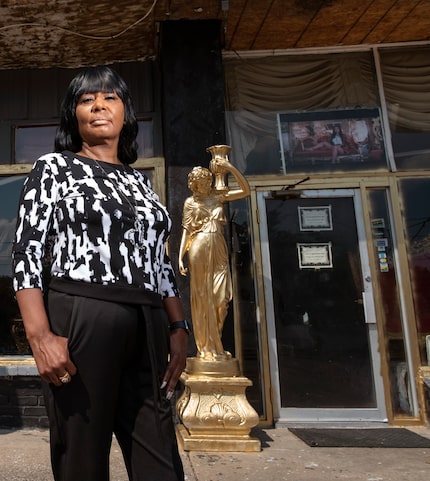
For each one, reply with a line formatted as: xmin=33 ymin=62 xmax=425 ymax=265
xmin=288 ymin=428 xmax=430 ymax=448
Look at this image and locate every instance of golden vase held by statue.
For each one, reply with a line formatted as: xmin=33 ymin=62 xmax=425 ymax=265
xmin=207 ymin=144 xmax=232 ymax=194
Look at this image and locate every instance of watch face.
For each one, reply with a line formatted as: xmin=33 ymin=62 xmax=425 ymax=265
xmin=170 ymin=320 xmax=191 ymax=334
xmin=182 ymin=320 xmax=191 ymax=333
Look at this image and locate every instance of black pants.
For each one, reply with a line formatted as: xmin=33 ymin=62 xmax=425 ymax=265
xmin=43 ymin=290 xmax=184 ymax=481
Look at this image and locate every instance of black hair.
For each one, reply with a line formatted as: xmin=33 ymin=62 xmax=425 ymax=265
xmin=330 ymin=124 xmax=343 ymax=142
xmin=55 ymin=66 xmax=138 ymax=164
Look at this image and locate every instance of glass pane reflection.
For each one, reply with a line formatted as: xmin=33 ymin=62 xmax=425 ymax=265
xmin=368 ymin=189 xmax=412 ymax=416
xmin=230 ymin=199 xmax=264 ymax=416
xmin=399 ymin=179 xmax=430 ymax=365
xmin=0 ymin=176 xmax=27 ymax=354
xmin=15 ymin=125 xmax=57 ymax=164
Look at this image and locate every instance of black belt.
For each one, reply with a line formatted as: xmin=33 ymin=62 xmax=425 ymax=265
xmin=49 ymin=277 xmax=163 ymax=307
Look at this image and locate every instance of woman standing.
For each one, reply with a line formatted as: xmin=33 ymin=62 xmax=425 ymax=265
xmin=178 ymin=158 xmax=250 ymax=361
xmin=12 ymin=66 xmax=187 ymax=481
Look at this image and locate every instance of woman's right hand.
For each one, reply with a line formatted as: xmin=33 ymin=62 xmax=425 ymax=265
xmin=30 ymin=331 xmax=77 ymax=386
xmin=16 ymin=288 xmax=77 ymax=387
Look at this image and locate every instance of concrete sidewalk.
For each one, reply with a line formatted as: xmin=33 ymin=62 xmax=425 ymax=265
xmin=1 ymin=426 xmax=430 ymax=481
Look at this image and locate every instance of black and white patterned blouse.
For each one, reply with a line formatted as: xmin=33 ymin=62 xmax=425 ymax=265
xmin=12 ymin=152 xmax=179 ymax=298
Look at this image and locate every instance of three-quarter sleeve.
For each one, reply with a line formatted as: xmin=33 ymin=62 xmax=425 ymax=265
xmin=12 ymin=156 xmax=60 ymax=291
xmin=159 ymin=251 xmax=180 ymax=299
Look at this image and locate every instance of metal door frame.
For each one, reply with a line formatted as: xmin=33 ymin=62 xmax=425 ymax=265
xmin=257 ymin=188 xmax=387 ymax=424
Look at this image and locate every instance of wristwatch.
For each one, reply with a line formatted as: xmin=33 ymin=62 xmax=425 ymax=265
xmin=169 ymin=319 xmax=191 ymax=335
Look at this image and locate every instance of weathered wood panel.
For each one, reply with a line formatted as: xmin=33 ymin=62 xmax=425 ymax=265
xmin=1 ymin=1 xmax=429 ymax=70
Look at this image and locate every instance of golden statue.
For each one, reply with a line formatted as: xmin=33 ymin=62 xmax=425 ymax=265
xmin=179 ymin=145 xmax=250 ymax=361
xmin=176 ymin=146 xmax=260 ymax=452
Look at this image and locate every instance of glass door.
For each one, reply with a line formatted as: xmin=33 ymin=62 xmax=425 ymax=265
xmin=258 ymin=189 xmax=387 ymax=423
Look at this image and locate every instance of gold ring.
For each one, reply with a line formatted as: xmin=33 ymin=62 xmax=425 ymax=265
xmin=59 ymin=372 xmax=71 ymax=384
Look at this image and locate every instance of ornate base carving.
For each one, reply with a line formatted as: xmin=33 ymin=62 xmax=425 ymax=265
xmin=176 ymin=357 xmax=261 ymax=452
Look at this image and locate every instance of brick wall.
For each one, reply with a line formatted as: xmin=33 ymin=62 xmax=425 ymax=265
xmin=0 ymin=376 xmax=48 ymax=429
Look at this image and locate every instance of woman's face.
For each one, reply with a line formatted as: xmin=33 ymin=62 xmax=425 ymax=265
xmin=75 ymin=91 xmax=125 ymax=146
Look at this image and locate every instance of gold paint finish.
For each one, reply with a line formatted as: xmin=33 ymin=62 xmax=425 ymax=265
xmin=179 ymin=145 xmax=250 ymax=361
xmin=176 ymin=145 xmax=259 ymax=451
xmin=176 ymin=360 xmax=260 ymax=452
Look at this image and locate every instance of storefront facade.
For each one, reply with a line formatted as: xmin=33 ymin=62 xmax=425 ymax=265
xmin=224 ymin=44 xmax=430 ymax=427
xmin=0 ymin=16 xmax=429 ymax=428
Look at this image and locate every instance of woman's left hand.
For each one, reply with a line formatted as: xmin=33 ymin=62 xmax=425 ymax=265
xmin=161 ymin=329 xmax=188 ymax=400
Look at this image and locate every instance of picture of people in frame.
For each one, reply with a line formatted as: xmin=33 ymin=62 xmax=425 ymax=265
xmin=278 ymin=108 xmax=387 ymax=172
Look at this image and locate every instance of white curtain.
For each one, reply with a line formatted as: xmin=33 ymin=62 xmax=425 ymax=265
xmin=379 ymin=47 xmax=430 ymax=132
xmin=224 ymin=52 xmax=378 ymax=170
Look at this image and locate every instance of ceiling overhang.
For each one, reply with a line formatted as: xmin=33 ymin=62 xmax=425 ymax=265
xmin=0 ymin=0 xmax=429 ymax=70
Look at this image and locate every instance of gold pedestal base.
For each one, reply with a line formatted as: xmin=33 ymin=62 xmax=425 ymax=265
xmin=176 ymin=424 xmax=261 ymax=452
xmin=176 ymin=358 xmax=261 ymax=452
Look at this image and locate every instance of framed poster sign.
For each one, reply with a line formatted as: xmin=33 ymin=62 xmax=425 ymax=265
xmin=277 ymin=108 xmax=386 ymax=171
xmin=297 ymin=242 xmax=333 ymax=269
xmin=298 ymin=205 xmax=332 ymax=231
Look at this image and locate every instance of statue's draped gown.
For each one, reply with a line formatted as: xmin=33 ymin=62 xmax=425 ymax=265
xmin=181 ymin=195 xmax=232 ymax=359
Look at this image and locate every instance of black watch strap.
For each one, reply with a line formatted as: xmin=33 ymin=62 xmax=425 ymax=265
xmin=169 ymin=319 xmax=191 ymax=335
